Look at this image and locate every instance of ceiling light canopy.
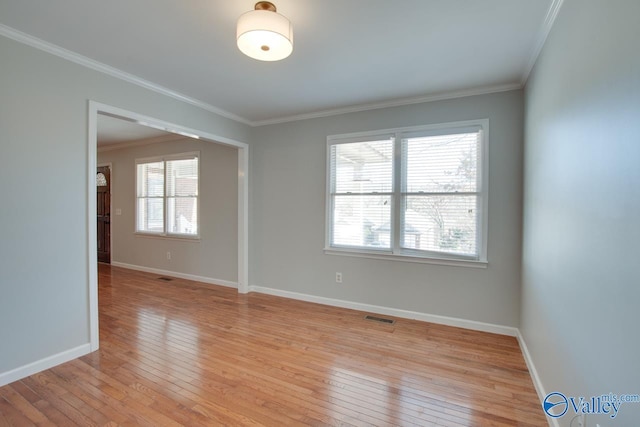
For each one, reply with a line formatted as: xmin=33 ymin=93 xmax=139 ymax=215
xmin=237 ymin=1 xmax=293 ymax=62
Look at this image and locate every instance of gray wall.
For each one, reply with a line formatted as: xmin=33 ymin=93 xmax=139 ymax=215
xmin=98 ymin=137 xmax=238 ymax=283
xmin=522 ymin=0 xmax=640 ymax=425
xmin=0 ymin=35 xmax=250 ymax=374
xmin=251 ymin=90 xmax=524 ymax=327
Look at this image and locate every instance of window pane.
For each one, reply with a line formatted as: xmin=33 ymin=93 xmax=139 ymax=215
xmin=167 ymin=197 xmax=198 ymax=235
xmin=137 ymin=162 xmax=164 ymax=197
xmin=96 ymin=172 xmax=107 ymax=187
xmin=137 ymin=197 xmax=164 ymax=233
xmin=402 ymin=195 xmax=477 ymax=256
xmin=403 ymin=132 xmax=478 ymax=193
xmin=332 ymin=140 xmax=393 ymax=193
xmin=167 ymin=157 xmax=198 ymax=197
xmin=332 ymin=195 xmax=391 ymax=248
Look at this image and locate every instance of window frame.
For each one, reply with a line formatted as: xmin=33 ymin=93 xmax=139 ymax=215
xmin=325 ymin=120 xmax=488 ymax=268
xmin=135 ymin=151 xmax=200 ymax=240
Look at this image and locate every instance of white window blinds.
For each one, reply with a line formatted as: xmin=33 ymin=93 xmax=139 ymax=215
xmin=327 ymin=121 xmax=487 ymax=263
xmin=166 ymin=158 xmax=198 ymax=235
xmin=330 ymin=138 xmax=393 ymax=249
xmin=401 ymin=131 xmax=480 ymax=257
xmin=137 ymin=161 xmax=165 ymax=233
xmin=136 ymin=153 xmax=199 ymax=237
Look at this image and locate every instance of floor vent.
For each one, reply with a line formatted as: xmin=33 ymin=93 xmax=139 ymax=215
xmin=157 ymin=277 xmax=174 ymax=282
xmin=364 ymin=315 xmax=395 ymax=325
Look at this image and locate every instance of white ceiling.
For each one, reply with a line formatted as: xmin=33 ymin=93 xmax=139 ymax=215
xmin=0 ymin=0 xmax=558 ymax=125
xmin=97 ymin=114 xmax=170 ymax=147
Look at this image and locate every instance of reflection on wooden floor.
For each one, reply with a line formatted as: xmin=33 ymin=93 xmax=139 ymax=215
xmin=0 ymin=264 xmax=547 ymax=426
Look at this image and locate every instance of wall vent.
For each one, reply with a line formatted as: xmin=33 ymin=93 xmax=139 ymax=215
xmin=364 ymin=315 xmax=395 ymax=325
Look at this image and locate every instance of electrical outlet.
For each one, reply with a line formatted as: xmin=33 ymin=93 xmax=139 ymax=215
xmin=166 ymin=251 xmax=171 ymax=260
xmin=335 ymin=272 xmax=342 ymax=283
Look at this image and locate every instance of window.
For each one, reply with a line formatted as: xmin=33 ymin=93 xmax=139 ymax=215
xmin=96 ymin=172 xmax=108 ymax=187
xmin=326 ymin=121 xmax=488 ymax=265
xmin=136 ymin=153 xmax=199 ymax=237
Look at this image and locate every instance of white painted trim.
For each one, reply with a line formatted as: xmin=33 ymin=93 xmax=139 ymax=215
xmin=133 ymin=232 xmax=201 ymax=242
xmin=88 ymin=102 xmax=100 ymax=352
xmin=111 ymin=262 xmax=238 ymax=289
xmin=479 ymin=123 xmax=490 ymax=263
xmin=237 ymin=145 xmax=249 ymax=294
xmin=323 ymin=249 xmax=488 ymax=268
xmin=0 ymin=344 xmax=91 ymax=387
xmin=0 ymin=24 xmax=251 ymax=126
xmin=251 ymin=84 xmax=521 ymax=126
xmin=91 ymin=102 xmax=249 ymax=150
xmin=249 ymin=285 xmax=517 ymax=337
xmin=516 ymin=331 xmax=558 ymax=427
xmin=521 ymin=0 xmax=565 ymax=85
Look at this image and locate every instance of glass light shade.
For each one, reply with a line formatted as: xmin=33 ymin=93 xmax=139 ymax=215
xmin=237 ymin=9 xmax=293 ymax=61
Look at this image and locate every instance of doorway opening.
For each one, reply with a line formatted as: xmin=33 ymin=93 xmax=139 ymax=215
xmin=96 ymin=165 xmax=111 ymax=264
xmin=87 ymin=101 xmax=249 ymax=351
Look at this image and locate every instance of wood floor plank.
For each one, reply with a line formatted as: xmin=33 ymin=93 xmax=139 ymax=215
xmin=29 ymin=401 xmax=75 ymax=427
xmin=0 ymin=396 xmax=36 ymax=427
xmin=0 ymin=265 xmax=548 ymax=426
xmin=0 ymin=385 xmax=51 ymax=426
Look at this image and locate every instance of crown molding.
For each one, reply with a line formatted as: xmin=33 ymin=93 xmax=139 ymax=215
xmin=521 ymin=0 xmax=565 ymax=85
xmin=250 ymin=83 xmax=523 ymax=127
xmin=0 ymin=24 xmax=252 ymax=126
xmin=2 ymin=17 xmax=543 ymax=129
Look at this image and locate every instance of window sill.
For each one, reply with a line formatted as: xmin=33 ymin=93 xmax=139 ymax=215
xmin=134 ymin=232 xmax=201 ymax=242
xmin=323 ymin=248 xmax=488 ymax=268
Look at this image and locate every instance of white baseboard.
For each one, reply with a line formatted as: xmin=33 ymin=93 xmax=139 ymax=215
xmin=248 ymin=285 xmax=518 ymax=337
xmin=0 ymin=343 xmax=91 ymax=387
xmin=516 ymin=330 xmax=557 ymax=427
xmin=111 ymin=262 xmax=238 ymax=289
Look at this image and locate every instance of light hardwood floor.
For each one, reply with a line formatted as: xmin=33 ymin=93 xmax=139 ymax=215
xmin=0 ymin=265 xmax=548 ymax=426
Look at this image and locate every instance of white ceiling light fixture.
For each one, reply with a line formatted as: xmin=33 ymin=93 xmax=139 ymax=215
xmin=237 ymin=1 xmax=293 ymax=62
